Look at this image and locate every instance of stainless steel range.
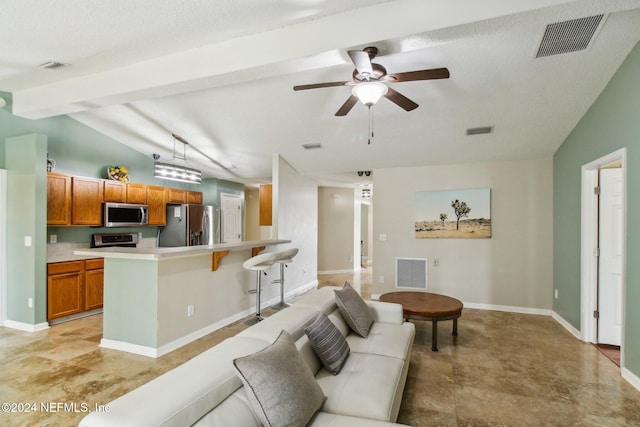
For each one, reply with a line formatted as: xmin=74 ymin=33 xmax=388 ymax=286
xmin=91 ymin=233 xmax=139 ymax=248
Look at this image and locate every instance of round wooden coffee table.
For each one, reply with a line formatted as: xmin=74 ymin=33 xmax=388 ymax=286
xmin=379 ymin=291 xmax=463 ymax=351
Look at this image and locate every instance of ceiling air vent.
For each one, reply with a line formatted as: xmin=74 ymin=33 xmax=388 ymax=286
xmin=39 ymin=61 xmax=65 ymax=69
xmin=466 ymin=126 xmax=493 ymax=136
xmin=302 ymin=143 xmax=322 ymax=150
xmin=536 ymin=14 xmax=604 ymax=58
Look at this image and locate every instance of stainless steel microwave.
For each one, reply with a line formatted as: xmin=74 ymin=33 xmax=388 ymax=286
xmin=103 ymin=203 xmax=148 ymax=227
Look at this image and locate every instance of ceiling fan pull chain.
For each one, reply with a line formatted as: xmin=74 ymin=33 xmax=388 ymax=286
xmin=368 ymin=106 xmax=373 ymax=145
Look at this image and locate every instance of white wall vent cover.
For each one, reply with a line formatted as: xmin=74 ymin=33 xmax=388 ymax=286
xmin=535 ymin=14 xmax=605 ymax=58
xmin=396 ymin=258 xmax=427 ymax=290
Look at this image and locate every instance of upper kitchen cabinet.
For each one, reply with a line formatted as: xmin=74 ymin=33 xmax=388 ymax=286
xmin=166 ymin=188 xmax=186 ymax=204
xmin=47 ymin=172 xmax=71 ymax=225
xmin=147 ymin=185 xmax=167 ymax=225
xmin=187 ymin=190 xmax=203 ymax=204
xmin=103 ymin=180 xmax=126 ymax=202
xmin=259 ymin=184 xmax=272 ymax=226
xmin=126 ymin=182 xmax=147 ymax=204
xmin=72 ymin=176 xmax=104 ymax=225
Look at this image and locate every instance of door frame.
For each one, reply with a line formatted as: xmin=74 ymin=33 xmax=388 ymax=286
xmin=0 ymin=169 xmax=6 ymax=326
xmin=580 ymin=148 xmax=626 ymax=364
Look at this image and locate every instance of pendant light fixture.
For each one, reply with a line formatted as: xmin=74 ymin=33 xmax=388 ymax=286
xmin=154 ymin=133 xmax=202 ymax=184
xmin=352 ymin=82 xmax=388 ymax=145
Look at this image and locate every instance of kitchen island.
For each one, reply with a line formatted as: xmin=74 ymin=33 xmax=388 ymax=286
xmin=75 ymin=239 xmax=292 ymax=357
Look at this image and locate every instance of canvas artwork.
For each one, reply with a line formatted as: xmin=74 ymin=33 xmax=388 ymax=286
xmin=415 ymin=188 xmax=491 ymax=238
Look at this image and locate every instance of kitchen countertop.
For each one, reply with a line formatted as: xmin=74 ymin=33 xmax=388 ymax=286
xmin=74 ymin=239 xmax=291 ymax=260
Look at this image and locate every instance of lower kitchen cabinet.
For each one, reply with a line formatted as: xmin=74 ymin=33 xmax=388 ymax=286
xmin=47 ymin=258 xmax=104 ymax=321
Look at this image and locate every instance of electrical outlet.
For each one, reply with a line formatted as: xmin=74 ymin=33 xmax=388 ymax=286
xmin=379 ymin=275 xmax=385 ymax=284
xmin=379 ymin=234 xmax=387 ymax=241
xmin=28 ymin=298 xmax=33 ymax=308
xmin=187 ymin=304 xmax=195 ymax=317
xmin=24 ymin=236 xmax=32 ymax=247
xmin=50 ymin=234 xmax=57 ymax=244
xmin=554 ymin=289 xmax=558 ymax=299
xmin=138 ymin=232 xmax=143 ymax=240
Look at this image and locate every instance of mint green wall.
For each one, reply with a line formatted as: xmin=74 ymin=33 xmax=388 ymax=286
xmin=554 ymin=41 xmax=640 ymax=375
xmin=1 ymin=103 xmax=245 ymax=326
xmin=5 ymin=134 xmax=48 ymax=324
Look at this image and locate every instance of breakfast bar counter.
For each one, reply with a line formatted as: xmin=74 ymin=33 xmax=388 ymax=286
xmin=75 ymin=239 xmax=291 ymax=357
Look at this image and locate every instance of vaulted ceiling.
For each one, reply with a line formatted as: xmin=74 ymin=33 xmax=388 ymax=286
xmin=3 ymin=0 xmax=640 ymax=187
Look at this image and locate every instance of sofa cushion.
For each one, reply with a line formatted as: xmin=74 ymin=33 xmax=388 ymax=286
xmin=305 ymin=312 xmax=350 ymax=375
xmin=334 ymin=282 xmax=373 ymax=337
xmin=233 ymin=330 xmax=325 ymax=427
xmin=292 ymin=285 xmax=340 ymax=314
xmin=315 ymin=352 xmax=405 ymax=422
xmin=346 ymin=321 xmax=415 ymax=361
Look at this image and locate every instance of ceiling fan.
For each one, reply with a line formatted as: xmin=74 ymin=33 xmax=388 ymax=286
xmin=293 ymin=46 xmax=450 ymax=116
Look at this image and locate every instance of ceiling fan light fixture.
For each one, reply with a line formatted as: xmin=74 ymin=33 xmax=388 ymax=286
xmin=352 ymin=81 xmax=388 ymax=106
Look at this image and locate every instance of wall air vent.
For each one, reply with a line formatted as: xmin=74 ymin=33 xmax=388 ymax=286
xmin=536 ymin=14 xmax=605 ymax=58
xmin=39 ymin=61 xmax=65 ymax=69
xmin=466 ymin=126 xmax=494 ymax=136
xmin=302 ymin=143 xmax=322 ymax=150
xmin=396 ymin=258 xmax=427 ymax=290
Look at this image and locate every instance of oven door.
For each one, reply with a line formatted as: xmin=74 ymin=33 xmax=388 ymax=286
xmin=104 ymin=203 xmax=148 ymax=227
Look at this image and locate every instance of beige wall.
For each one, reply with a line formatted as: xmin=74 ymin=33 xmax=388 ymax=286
xmin=372 ymin=158 xmax=553 ymax=310
xmin=318 ymin=187 xmax=357 ymax=273
xmin=270 ymin=155 xmax=318 ymax=295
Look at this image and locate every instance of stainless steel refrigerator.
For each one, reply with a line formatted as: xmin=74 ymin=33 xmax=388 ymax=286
xmin=158 ymin=204 xmax=220 ymax=247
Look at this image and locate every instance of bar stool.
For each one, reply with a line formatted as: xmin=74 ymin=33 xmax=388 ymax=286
xmin=270 ymin=248 xmax=299 ymax=310
xmin=243 ymin=252 xmax=278 ymax=325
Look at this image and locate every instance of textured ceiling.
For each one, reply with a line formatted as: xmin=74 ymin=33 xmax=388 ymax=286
xmin=2 ymin=0 xmax=640 ymax=187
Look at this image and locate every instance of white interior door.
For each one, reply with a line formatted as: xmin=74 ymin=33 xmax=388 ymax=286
xmin=598 ymin=168 xmax=623 ymax=346
xmin=221 ymin=193 xmax=242 ymax=243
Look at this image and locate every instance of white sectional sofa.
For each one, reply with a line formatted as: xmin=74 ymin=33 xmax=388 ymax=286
xmin=79 ymin=286 xmax=416 ymax=427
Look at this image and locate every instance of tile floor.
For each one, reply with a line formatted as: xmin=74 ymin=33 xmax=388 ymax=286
xmin=1 ymin=269 xmax=639 ymax=426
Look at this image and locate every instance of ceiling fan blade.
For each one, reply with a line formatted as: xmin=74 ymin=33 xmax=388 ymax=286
xmin=384 ymin=87 xmax=419 ymax=111
xmin=348 ymin=50 xmax=373 ymax=77
xmin=386 ymin=67 xmax=450 ymax=82
xmin=335 ymin=95 xmax=359 ymax=116
xmin=293 ymin=81 xmax=351 ymax=91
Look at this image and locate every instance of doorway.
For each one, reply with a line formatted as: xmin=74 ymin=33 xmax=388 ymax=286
xmin=221 ymin=193 xmax=242 ymax=243
xmin=580 ymin=148 xmax=626 ymax=367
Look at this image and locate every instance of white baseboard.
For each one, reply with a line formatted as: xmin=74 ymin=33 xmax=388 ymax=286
xmin=550 ymin=310 xmax=582 ymax=340
xmin=318 ymin=269 xmax=353 ymax=275
xmin=100 ymin=339 xmax=160 ymax=358
xmin=462 ymin=302 xmax=552 ymax=316
xmin=3 ymin=320 xmax=50 ymax=332
xmin=622 ymin=368 xmax=640 ymax=391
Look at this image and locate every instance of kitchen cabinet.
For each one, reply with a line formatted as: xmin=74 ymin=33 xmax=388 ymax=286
xmin=84 ymin=258 xmax=104 ymax=311
xmin=166 ymin=188 xmax=186 ymax=204
xmin=259 ymin=184 xmax=272 ymax=226
xmin=103 ymin=180 xmax=126 ymax=202
xmin=187 ymin=190 xmax=203 ymax=204
xmin=126 ymin=182 xmax=147 ymax=204
xmin=47 ymin=258 xmax=104 ymax=321
xmin=147 ymin=185 xmax=167 ymax=225
xmin=47 ymin=172 xmax=71 ymax=225
xmin=72 ymin=176 xmax=104 ymax=225
xmin=47 ymin=261 xmax=85 ymax=320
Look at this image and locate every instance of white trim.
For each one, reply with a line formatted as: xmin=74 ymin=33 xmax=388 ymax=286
xmin=318 ymin=269 xmax=355 ymax=275
xmin=622 ymin=368 xmax=640 ymax=392
xmin=462 ymin=302 xmax=551 ymax=316
xmin=3 ymin=320 xmax=50 ymax=332
xmin=551 ymin=310 xmax=582 ymax=340
xmin=580 ymin=148 xmax=627 ymax=360
xmin=0 ymin=169 xmax=6 ymax=326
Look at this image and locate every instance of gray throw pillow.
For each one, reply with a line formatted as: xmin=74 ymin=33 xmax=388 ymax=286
xmin=334 ymin=281 xmax=373 ymax=338
xmin=305 ymin=312 xmax=350 ymax=375
xmin=233 ymin=330 xmax=325 ymax=427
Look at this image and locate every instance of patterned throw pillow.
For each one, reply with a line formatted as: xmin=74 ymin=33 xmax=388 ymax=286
xmin=334 ymin=281 xmax=373 ymax=338
xmin=305 ymin=312 xmax=350 ymax=375
xmin=233 ymin=330 xmax=325 ymax=427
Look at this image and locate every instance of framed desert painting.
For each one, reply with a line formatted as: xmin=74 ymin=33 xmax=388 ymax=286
xmin=415 ymin=188 xmax=491 ymax=238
